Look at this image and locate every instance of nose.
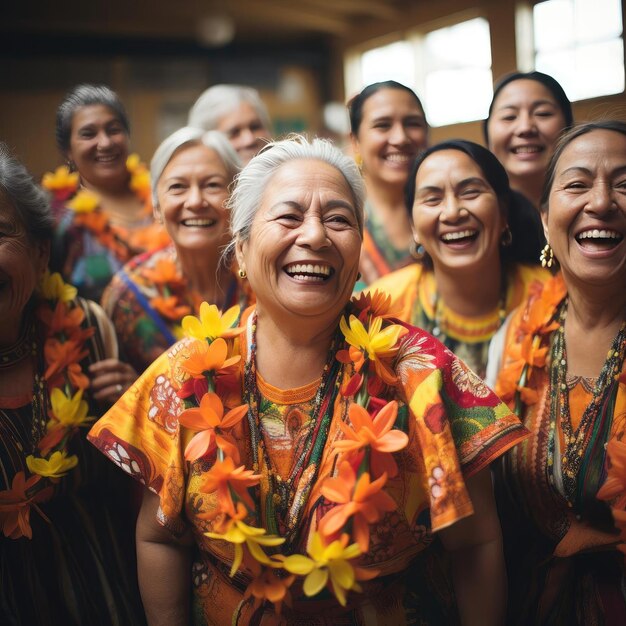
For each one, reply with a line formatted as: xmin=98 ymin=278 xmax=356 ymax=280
xmin=240 ymin=127 xmax=257 ymax=147
xmin=185 ymin=185 xmax=206 ymax=210
xmin=515 ymin=111 xmax=538 ymax=137
xmin=97 ymin=130 xmax=114 ymax=149
xmin=439 ymin=194 xmax=466 ymax=222
xmin=586 ymin=181 xmax=615 ymax=215
xmin=389 ymin=122 xmax=410 ymax=145
xmin=296 ymin=215 xmax=330 ymax=250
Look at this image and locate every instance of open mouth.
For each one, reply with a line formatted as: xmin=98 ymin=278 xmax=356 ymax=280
xmin=511 ymin=145 xmax=544 ymax=155
xmin=180 ymin=218 xmax=217 ymax=228
xmin=383 ymin=153 xmax=413 ymax=164
xmin=576 ymin=228 xmax=623 ymax=251
xmin=95 ymin=154 xmax=121 ymax=163
xmin=440 ymin=229 xmax=478 ymax=245
xmin=284 ymin=262 xmax=334 ymax=282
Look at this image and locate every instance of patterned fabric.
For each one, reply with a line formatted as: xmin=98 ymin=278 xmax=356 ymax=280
xmin=102 ymin=244 xmax=249 ymax=373
xmin=88 ymin=314 xmax=528 ymax=625
xmin=354 ymin=201 xmax=415 ymax=292
xmin=494 ymin=294 xmax=626 ymax=626
xmin=368 ymin=263 xmax=550 ymax=379
xmin=0 ymin=299 xmax=145 ymax=626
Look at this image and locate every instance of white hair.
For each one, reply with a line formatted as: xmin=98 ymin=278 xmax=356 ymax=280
xmin=150 ymin=127 xmax=241 ymax=208
xmin=188 ymin=84 xmax=272 ymax=133
xmin=224 ymin=135 xmax=365 ymax=260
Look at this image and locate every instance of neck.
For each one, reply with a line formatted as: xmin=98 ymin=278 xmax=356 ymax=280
xmin=510 ymin=174 xmax=543 ymax=208
xmin=432 ymin=261 xmax=503 ymax=317
xmin=177 ymin=247 xmax=231 ymax=308
xmin=365 ymin=177 xmax=406 ymax=212
xmin=254 ymin=307 xmax=340 ymax=389
xmin=81 ymin=175 xmax=132 ymax=199
xmin=0 ymin=319 xmax=22 ymax=349
xmin=564 ymin=275 xmax=626 ymax=332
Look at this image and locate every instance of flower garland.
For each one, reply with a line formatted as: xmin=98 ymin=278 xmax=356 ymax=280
xmin=175 ymin=291 xmax=409 ymax=613
xmin=42 ymin=155 xmax=168 ymax=262
xmin=0 ymin=272 xmax=95 ymax=539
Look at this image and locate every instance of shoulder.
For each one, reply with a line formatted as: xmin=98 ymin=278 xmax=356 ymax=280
xmin=368 ymin=264 xmax=422 ymax=295
xmin=510 ymin=263 xmax=551 ymax=288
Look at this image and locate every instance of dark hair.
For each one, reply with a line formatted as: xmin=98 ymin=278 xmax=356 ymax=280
xmin=0 ymin=143 xmax=54 ymax=243
xmin=405 ymin=139 xmax=544 ymax=266
xmin=347 ymin=80 xmax=427 ymax=135
xmin=540 ymin=119 xmax=626 ymax=211
xmin=56 ymin=84 xmax=130 ymax=154
xmin=483 ymin=71 xmax=573 ymax=144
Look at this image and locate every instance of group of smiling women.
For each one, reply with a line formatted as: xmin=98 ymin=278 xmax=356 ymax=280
xmin=1 ymin=71 xmax=625 ymax=626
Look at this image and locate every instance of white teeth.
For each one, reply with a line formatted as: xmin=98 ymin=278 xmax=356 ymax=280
xmin=385 ymin=153 xmax=411 ymax=163
xmin=577 ymin=229 xmax=622 ymax=240
xmin=285 ymin=263 xmax=332 ymax=276
xmin=96 ymin=154 xmax=118 ymax=162
xmin=512 ymin=146 xmax=542 ymax=154
xmin=441 ymin=230 xmax=477 ymax=241
xmin=181 ymin=219 xmax=216 ymax=227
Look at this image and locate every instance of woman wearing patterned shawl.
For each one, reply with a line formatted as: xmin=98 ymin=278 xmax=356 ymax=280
xmin=488 ymin=121 xmax=626 ymax=625
xmin=89 ymin=136 xmax=528 ymax=625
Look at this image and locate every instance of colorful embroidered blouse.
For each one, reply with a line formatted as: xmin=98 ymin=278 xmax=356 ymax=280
xmin=368 ymin=263 xmax=550 ymax=379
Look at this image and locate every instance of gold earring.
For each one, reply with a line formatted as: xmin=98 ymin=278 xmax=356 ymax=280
xmin=354 ymin=153 xmax=363 ymax=172
xmin=238 ymin=268 xmax=247 ymax=279
xmin=540 ymin=243 xmax=554 ymax=268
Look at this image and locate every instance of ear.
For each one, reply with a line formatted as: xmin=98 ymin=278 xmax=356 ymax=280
xmin=540 ymin=210 xmax=549 ymax=242
xmin=36 ymin=239 xmax=51 ymax=274
xmin=349 ymin=132 xmax=360 ymax=156
xmin=235 ymin=236 xmax=247 ymax=271
xmin=152 ymin=202 xmax=163 ymax=224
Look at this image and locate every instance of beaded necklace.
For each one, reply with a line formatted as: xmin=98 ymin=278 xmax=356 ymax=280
xmin=0 ymin=316 xmax=37 ymax=369
xmin=547 ymin=299 xmax=626 ymax=511
xmin=243 ymin=312 xmax=345 ymax=546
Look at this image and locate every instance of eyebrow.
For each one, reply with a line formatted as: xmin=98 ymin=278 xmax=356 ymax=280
xmin=496 ymin=99 xmax=558 ymax=112
xmin=558 ymin=165 xmax=626 ymax=177
xmin=271 ymin=199 xmax=355 ymax=212
xmin=417 ymin=176 xmax=487 ymax=194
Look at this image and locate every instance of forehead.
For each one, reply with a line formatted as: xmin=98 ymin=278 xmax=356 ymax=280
xmin=162 ymin=144 xmax=226 ymax=176
xmin=217 ymin=102 xmax=263 ymax=130
xmin=71 ymin=104 xmax=121 ymax=130
xmin=361 ymin=88 xmax=424 ymax=119
xmin=417 ymin=149 xmax=485 ymax=183
xmin=555 ymin=129 xmax=626 ymax=172
xmin=493 ymin=79 xmax=558 ymax=109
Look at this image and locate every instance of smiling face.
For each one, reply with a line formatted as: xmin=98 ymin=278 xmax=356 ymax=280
xmin=487 ymin=79 xmax=567 ymax=191
xmin=216 ymin=102 xmax=271 ymax=165
xmin=0 ymin=194 xmax=49 ymax=337
xmin=352 ymin=88 xmax=428 ymax=189
xmin=544 ymin=128 xmax=626 ymax=289
xmin=236 ymin=159 xmax=362 ymax=325
xmin=412 ymin=149 xmax=506 ymax=274
xmin=66 ymin=104 xmax=131 ymax=189
xmin=155 ymin=143 xmax=232 ymax=254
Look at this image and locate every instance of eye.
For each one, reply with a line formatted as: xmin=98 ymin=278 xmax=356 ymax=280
xmin=168 ymin=182 xmax=186 ymax=192
xmin=460 ymin=188 xmax=481 ymax=199
xmin=373 ymin=122 xmax=391 ymax=130
xmin=563 ymin=180 xmax=588 ymax=191
xmin=535 ymin=110 xmax=555 ymax=118
xmin=78 ymin=129 xmax=95 ymax=139
xmin=325 ymin=213 xmax=353 ymax=227
xmin=421 ymin=195 xmax=441 ymax=206
xmin=499 ymin=114 xmax=516 ymax=122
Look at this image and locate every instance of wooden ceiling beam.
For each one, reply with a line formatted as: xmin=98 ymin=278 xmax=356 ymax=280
xmin=299 ymin=0 xmax=401 ymax=21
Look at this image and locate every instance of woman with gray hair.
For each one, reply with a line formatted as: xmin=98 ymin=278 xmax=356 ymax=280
xmin=43 ymin=83 xmax=169 ymax=302
xmin=90 ymin=135 xmax=527 ymax=625
xmin=0 ymin=143 xmax=145 ymax=624
xmin=101 ymin=126 xmax=250 ymax=373
xmin=188 ymin=84 xmax=272 ymax=165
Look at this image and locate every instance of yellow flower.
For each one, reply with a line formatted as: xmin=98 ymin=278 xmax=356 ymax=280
xmin=49 ymin=388 xmax=93 ymax=428
xmin=205 ymin=520 xmax=284 ymax=576
xmin=40 ymin=270 xmax=77 ymax=303
xmin=340 ymin=315 xmax=407 ymax=362
xmin=125 ymin=153 xmax=141 ymax=172
xmin=67 ymin=189 xmax=99 ymax=213
xmin=26 ymin=450 xmax=78 ymax=479
xmin=41 ymin=165 xmax=79 ymax=191
xmin=282 ymin=532 xmax=364 ymax=606
xmin=181 ymin=303 xmax=242 ymax=342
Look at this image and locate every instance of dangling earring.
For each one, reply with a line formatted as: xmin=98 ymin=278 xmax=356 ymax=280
xmin=540 ymin=243 xmax=554 ymax=268
xmin=409 ymin=241 xmax=426 ymax=261
xmin=500 ymin=225 xmax=513 ymax=247
xmin=66 ymin=159 xmax=76 ymax=173
xmin=238 ymin=268 xmax=247 ymax=279
xmin=354 ymin=153 xmax=363 ymax=173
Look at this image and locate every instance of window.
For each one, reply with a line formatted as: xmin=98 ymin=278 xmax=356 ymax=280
xmin=533 ymin=0 xmax=624 ymax=100
xmin=360 ymin=41 xmax=415 ymax=90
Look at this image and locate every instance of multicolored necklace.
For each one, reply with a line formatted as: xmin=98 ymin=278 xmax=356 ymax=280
xmin=547 ymin=299 xmax=626 ymax=510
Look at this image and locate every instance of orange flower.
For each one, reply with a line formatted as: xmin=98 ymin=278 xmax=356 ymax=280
xmin=351 ymin=290 xmax=399 ymax=319
xmin=520 ymin=335 xmax=548 ymax=368
xmin=178 ymin=392 xmax=248 ymax=462
xmin=244 ymin=566 xmax=295 ymax=615
xmin=151 ymin=295 xmax=191 ymax=321
xmin=180 ymin=338 xmax=241 ymax=380
xmin=142 ymin=259 xmax=186 ymax=288
xmin=334 ymin=401 xmax=408 ymax=478
xmin=319 ymin=461 xmax=396 ymax=552
xmin=0 ymin=472 xmax=53 ymax=539
xmin=44 ymin=338 xmax=89 ymax=382
xmin=598 ymin=439 xmax=626 ymax=510
xmin=37 ymin=300 xmax=85 ymax=335
xmin=200 ymin=457 xmax=260 ymax=517
xmin=494 ymin=359 xmax=524 ymax=402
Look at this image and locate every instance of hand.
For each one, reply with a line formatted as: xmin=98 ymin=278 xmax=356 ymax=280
xmin=89 ymin=359 xmax=138 ymax=404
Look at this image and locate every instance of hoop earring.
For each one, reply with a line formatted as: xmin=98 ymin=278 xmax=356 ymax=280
xmin=500 ymin=225 xmax=513 ymax=247
xmin=238 ymin=268 xmax=247 ymax=279
xmin=409 ymin=241 xmax=426 ymax=261
xmin=540 ymin=243 xmax=554 ymax=268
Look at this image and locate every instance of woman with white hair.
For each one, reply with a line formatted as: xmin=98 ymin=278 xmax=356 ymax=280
xmin=101 ymin=126 xmax=250 ymax=373
xmin=188 ymin=84 xmax=273 ymax=164
xmin=90 ymin=136 xmax=528 ymax=625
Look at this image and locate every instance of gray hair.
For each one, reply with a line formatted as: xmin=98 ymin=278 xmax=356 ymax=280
xmin=0 ymin=143 xmax=54 ymax=243
xmin=225 ymin=135 xmax=365 ymax=259
xmin=56 ymin=84 xmax=130 ymax=154
xmin=150 ymin=127 xmax=242 ymax=208
xmin=188 ymin=84 xmax=272 ymax=133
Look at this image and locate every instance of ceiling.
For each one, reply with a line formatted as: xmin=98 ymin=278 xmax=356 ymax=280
xmin=4 ymin=0 xmax=417 ymax=50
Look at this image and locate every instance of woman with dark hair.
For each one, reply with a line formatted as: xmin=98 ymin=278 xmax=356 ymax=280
xmin=43 ymin=83 xmax=169 ymax=301
xmin=369 ymin=139 xmax=550 ymax=379
xmin=0 ymin=143 xmax=145 ymax=625
xmin=348 ymin=80 xmax=429 ymax=290
xmin=488 ymin=120 xmax=626 ymax=625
